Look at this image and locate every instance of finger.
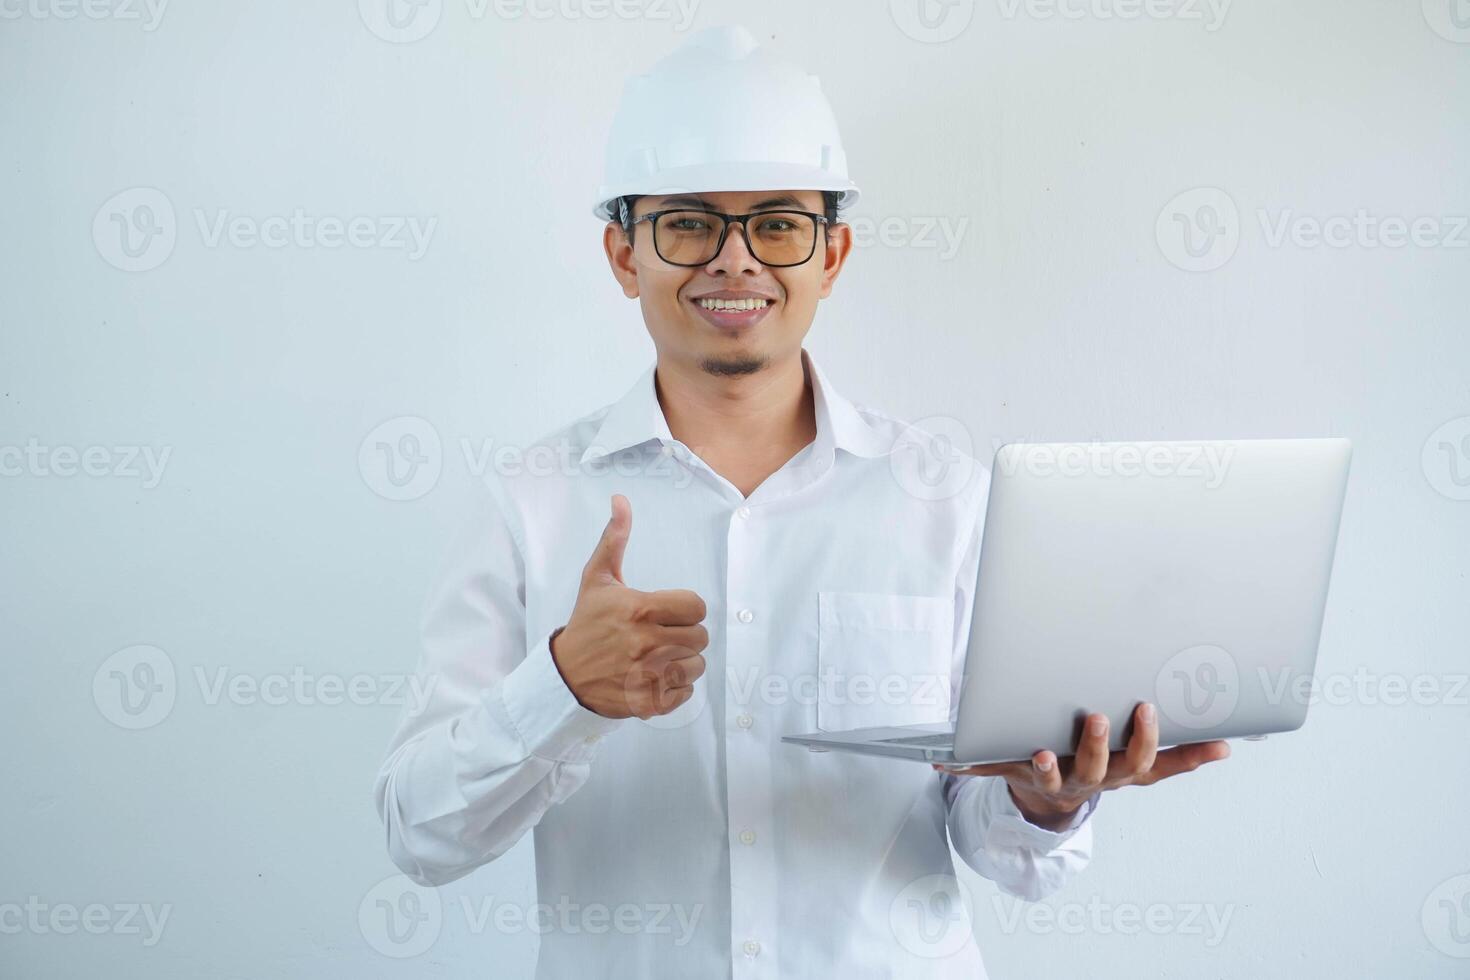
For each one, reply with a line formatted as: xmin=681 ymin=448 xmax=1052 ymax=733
xmin=638 ymin=642 xmax=702 ymax=672
xmin=656 ymin=684 xmax=696 ymax=715
xmin=644 ymin=623 xmax=708 ymax=656
xmin=1139 ymin=740 xmax=1231 ymax=785
xmin=1070 ymin=713 xmax=1110 ymax=787
xmin=1116 ymin=702 xmax=1160 ymax=782
xmin=656 ymin=654 xmax=707 ymax=689
xmin=1029 ymin=750 xmax=1064 ymax=795
xmin=640 ymin=588 xmax=708 ymax=627
xmin=583 ymin=494 xmax=631 ymax=585
xmin=626 ymin=657 xmax=699 ymax=717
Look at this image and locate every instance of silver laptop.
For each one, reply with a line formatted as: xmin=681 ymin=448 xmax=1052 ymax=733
xmin=782 ymin=438 xmax=1352 ymax=765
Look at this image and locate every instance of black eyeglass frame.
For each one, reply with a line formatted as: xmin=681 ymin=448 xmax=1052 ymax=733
xmin=627 ymin=207 xmax=832 ymax=268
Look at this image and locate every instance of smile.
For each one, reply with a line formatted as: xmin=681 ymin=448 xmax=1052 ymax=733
xmin=688 ymin=294 xmax=776 ymax=330
xmin=696 ymin=297 xmax=770 ymax=311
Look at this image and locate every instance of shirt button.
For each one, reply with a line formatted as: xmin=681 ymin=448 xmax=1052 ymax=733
xmin=743 ymin=940 xmax=761 ymax=957
xmin=584 ymin=734 xmax=601 ymax=745
xmin=736 ymin=608 xmax=754 ymax=624
xmin=736 ymin=713 xmax=754 ymax=729
xmin=739 ymin=830 xmax=756 ymax=845
xmin=659 ymin=444 xmax=674 ymax=457
xmin=735 ymin=505 xmax=751 ymax=520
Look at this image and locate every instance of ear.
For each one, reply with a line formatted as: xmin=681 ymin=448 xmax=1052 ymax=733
xmin=816 ymin=221 xmax=853 ymax=300
xmin=603 ymin=221 xmax=640 ymax=299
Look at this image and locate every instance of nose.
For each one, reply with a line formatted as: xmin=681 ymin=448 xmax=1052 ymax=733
xmin=704 ymin=220 xmax=763 ymax=276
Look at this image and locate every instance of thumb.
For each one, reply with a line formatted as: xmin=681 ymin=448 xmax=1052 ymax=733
xmin=583 ymin=493 xmax=631 ymax=585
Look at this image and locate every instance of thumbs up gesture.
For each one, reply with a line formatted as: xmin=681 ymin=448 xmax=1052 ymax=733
xmin=549 ymin=494 xmax=710 ymax=720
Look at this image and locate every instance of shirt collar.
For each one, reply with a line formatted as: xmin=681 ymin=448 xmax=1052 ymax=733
xmin=579 ymin=348 xmax=893 ymax=465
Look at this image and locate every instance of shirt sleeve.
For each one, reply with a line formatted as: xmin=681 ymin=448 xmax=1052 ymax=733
xmin=373 ymin=473 xmax=623 ymax=887
xmin=942 ymin=773 xmax=1098 ymax=901
xmin=938 ymin=465 xmax=1098 ymax=901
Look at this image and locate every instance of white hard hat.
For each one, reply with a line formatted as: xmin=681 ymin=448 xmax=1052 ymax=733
xmin=592 ymin=25 xmax=860 ymax=220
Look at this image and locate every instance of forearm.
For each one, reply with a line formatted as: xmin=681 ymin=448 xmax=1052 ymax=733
xmin=1007 ymin=783 xmax=1086 ymax=832
xmin=375 ymin=631 xmax=621 ymax=886
xmin=942 ymin=773 xmax=1097 ymax=901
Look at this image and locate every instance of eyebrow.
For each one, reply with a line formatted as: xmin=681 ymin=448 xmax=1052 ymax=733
xmin=656 ymin=194 xmax=810 ymax=211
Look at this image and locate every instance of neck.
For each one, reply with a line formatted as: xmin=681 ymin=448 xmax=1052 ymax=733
xmin=654 ymin=348 xmax=817 ymax=467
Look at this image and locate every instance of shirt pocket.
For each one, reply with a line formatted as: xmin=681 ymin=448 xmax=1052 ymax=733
xmin=815 ymin=591 xmax=955 ymax=732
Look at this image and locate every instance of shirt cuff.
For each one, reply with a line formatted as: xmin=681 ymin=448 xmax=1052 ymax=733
xmin=988 ymin=777 xmax=1100 ymax=849
xmin=497 ymin=627 xmax=624 ymax=763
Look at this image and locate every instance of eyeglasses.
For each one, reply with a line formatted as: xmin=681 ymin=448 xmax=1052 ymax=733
xmin=628 ymin=208 xmax=829 ymax=268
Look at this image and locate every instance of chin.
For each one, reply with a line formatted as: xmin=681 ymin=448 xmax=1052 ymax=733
xmin=700 ymin=355 xmax=767 ymax=378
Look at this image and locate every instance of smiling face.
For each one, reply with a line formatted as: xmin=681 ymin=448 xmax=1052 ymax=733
xmin=604 ymin=190 xmax=853 ymax=378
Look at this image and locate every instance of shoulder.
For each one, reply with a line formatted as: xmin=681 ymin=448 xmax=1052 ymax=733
xmin=468 ymin=399 xmax=621 ymax=539
xmin=852 ymin=400 xmax=992 ymax=510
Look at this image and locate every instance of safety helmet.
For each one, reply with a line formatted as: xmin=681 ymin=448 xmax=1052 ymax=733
xmin=592 ymin=25 xmax=860 ymax=220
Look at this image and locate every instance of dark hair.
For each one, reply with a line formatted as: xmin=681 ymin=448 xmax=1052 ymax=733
xmin=615 ymin=191 xmax=843 ymax=238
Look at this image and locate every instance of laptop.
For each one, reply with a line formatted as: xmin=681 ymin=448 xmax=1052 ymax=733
xmin=781 ymin=438 xmax=1352 ymax=765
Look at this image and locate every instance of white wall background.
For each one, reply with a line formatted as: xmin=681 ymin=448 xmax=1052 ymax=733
xmin=3 ymin=1 xmax=1468 ymax=976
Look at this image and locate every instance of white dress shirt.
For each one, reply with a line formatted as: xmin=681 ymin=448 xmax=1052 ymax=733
xmin=374 ymin=347 xmax=1098 ymax=979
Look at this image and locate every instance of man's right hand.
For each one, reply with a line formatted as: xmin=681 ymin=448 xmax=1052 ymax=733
xmin=549 ymin=493 xmax=709 ymax=720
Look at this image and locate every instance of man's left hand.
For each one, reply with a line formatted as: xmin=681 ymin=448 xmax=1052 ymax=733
xmin=931 ymin=702 xmax=1231 ymax=832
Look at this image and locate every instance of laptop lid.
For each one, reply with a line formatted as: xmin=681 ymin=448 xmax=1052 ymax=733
xmin=952 ymin=438 xmax=1351 ymax=763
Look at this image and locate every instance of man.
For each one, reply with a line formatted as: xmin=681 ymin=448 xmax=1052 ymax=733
xmin=374 ymin=26 xmax=1228 ymax=978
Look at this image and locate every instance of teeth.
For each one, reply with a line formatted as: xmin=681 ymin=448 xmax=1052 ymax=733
xmin=697 ymin=297 xmax=770 ymax=311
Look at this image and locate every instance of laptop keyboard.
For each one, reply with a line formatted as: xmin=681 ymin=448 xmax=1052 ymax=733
xmin=879 ymin=732 xmax=955 ymax=747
